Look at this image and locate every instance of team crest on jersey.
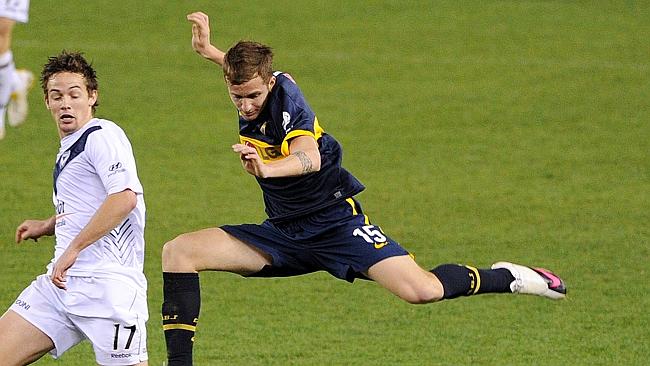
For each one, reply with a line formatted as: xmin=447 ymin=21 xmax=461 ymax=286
xmin=282 ymin=112 xmax=291 ymax=132
xmin=58 ymin=150 xmax=70 ymax=168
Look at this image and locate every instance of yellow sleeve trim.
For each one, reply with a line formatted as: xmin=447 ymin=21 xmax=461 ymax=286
xmin=280 ymin=116 xmax=325 ymax=156
xmin=281 ymin=130 xmax=316 ymax=156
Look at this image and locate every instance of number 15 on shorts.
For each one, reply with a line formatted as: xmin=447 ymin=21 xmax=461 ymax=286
xmin=353 ymin=225 xmax=389 ymax=249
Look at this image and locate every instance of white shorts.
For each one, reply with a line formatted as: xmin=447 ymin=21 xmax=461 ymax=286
xmin=10 ymin=274 xmax=148 ymax=365
xmin=0 ymin=0 xmax=29 ymax=23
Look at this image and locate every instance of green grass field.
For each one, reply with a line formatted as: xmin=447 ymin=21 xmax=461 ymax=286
xmin=1 ymin=1 xmax=648 ymax=365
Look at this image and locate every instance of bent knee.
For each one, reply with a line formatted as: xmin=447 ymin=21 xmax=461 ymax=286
xmin=161 ymin=236 xmax=185 ymax=261
xmin=162 ymin=235 xmax=195 ymax=271
xmin=401 ymin=284 xmax=444 ymax=304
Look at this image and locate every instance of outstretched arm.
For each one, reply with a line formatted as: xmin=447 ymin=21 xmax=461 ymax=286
xmin=50 ymin=189 xmax=137 ymax=289
xmin=187 ymin=11 xmax=225 ymax=66
xmin=232 ymin=135 xmax=321 ymax=178
xmin=15 ymin=216 xmax=56 ymax=243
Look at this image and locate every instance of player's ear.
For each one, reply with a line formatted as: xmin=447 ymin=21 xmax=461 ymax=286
xmin=88 ymin=90 xmax=98 ymax=106
xmin=268 ymin=75 xmax=276 ymax=90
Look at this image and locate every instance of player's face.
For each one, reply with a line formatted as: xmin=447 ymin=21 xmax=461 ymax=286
xmin=227 ymin=75 xmax=275 ymax=121
xmin=45 ymin=72 xmax=97 ymax=138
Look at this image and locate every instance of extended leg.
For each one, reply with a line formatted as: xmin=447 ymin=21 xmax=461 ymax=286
xmin=365 ymin=256 xmax=515 ymax=303
xmin=367 ymin=256 xmax=565 ymax=303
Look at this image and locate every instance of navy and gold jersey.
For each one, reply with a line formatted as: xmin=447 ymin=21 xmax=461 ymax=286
xmin=237 ymin=71 xmax=365 ymax=222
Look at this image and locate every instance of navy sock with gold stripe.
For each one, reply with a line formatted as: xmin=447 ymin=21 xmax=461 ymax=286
xmin=162 ymin=272 xmax=200 ymax=366
xmin=430 ymin=264 xmax=514 ymax=299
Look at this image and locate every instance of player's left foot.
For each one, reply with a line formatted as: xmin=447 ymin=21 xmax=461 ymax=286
xmin=7 ymin=69 xmax=34 ymax=127
xmin=492 ymin=261 xmax=566 ymax=299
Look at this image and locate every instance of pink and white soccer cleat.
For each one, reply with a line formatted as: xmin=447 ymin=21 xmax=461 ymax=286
xmin=492 ymin=261 xmax=567 ymax=300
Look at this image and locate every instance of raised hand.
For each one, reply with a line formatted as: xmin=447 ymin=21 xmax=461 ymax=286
xmin=187 ymin=12 xmax=212 ymax=57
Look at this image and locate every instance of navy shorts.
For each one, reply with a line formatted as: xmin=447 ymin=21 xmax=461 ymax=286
xmin=221 ymin=198 xmax=409 ymax=282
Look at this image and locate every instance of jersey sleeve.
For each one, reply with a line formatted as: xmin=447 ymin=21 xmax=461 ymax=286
xmin=85 ymin=124 xmax=144 ymax=196
xmin=275 ymin=74 xmax=324 ymax=156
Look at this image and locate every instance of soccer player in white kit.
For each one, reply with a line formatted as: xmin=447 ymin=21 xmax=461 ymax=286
xmin=0 ymin=51 xmax=149 ymax=365
xmin=0 ymin=0 xmax=34 ymax=140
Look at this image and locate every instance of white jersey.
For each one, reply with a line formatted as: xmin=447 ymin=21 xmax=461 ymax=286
xmin=0 ymin=0 xmax=30 ymax=23
xmin=51 ymin=118 xmax=146 ymax=289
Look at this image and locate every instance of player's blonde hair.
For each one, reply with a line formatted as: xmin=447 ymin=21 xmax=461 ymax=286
xmin=223 ymin=41 xmax=273 ymax=85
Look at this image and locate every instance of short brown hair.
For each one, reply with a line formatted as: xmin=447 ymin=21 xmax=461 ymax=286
xmin=223 ymin=41 xmax=273 ymax=85
xmin=41 ymin=50 xmax=99 ymax=112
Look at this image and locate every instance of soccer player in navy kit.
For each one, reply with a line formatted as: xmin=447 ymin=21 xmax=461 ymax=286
xmin=161 ymin=12 xmax=567 ymax=365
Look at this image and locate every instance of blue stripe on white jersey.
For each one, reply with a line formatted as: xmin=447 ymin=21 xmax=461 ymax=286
xmin=53 ymin=126 xmax=102 ymax=194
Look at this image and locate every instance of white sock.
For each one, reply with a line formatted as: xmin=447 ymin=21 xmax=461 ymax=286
xmin=0 ymin=50 xmax=16 ymax=130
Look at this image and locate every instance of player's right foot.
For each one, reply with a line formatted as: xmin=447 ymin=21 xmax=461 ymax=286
xmin=491 ymin=261 xmax=566 ymax=299
xmin=7 ymin=69 xmax=34 ymax=127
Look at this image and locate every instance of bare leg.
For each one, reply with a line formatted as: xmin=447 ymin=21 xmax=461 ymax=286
xmin=162 ymin=227 xmax=272 ymax=273
xmin=0 ymin=17 xmax=14 ymax=54
xmin=365 ymin=255 xmax=444 ymax=304
xmin=0 ymin=310 xmax=54 ymax=366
